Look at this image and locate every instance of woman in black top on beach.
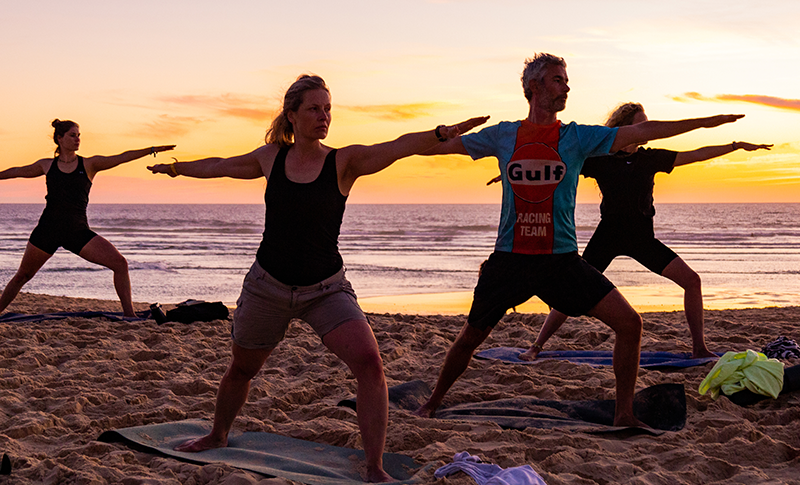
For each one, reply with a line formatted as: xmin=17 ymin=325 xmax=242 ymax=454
xmin=518 ymin=102 xmax=771 ymax=360
xmin=0 ymin=119 xmax=174 ymax=317
xmin=148 ymin=74 xmax=487 ymax=482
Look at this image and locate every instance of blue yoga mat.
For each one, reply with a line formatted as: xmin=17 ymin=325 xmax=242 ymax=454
xmin=0 ymin=310 xmax=149 ymax=323
xmin=98 ymin=419 xmax=424 ymax=484
xmin=475 ymin=347 xmax=720 ymax=368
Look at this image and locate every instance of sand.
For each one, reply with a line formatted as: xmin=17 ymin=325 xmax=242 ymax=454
xmin=1 ymin=292 xmax=799 ymax=484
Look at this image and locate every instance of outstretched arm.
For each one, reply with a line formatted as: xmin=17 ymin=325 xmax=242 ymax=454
xmin=611 ymin=114 xmax=744 ymax=153
xmin=339 ymin=116 xmax=489 ymax=185
xmin=86 ymin=145 xmax=176 ymax=176
xmin=674 ymin=141 xmax=772 ymax=167
xmin=0 ymin=160 xmax=46 ymax=180
xmin=148 ymin=146 xmax=270 ymax=180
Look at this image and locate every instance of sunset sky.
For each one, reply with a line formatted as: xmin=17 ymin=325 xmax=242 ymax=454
xmin=1 ymin=0 xmax=798 ymax=204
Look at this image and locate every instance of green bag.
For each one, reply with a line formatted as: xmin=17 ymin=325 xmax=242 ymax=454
xmin=699 ymin=350 xmax=784 ymax=400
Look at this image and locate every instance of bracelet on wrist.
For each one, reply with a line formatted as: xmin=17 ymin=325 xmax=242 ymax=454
xmin=151 ymin=146 xmax=156 ymax=157
xmin=434 ymin=125 xmax=447 ymax=142
xmin=732 ymin=141 xmax=737 ymax=151
xmin=169 ymin=162 xmax=179 ymax=177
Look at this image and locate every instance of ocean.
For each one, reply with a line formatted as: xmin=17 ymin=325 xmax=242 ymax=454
xmin=0 ymin=203 xmax=799 ymax=310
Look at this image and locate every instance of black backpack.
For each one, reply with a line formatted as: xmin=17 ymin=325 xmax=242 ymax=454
xmin=150 ymin=300 xmax=229 ymax=324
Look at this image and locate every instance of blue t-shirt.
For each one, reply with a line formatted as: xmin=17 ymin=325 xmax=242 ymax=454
xmin=462 ymin=120 xmax=617 ymax=254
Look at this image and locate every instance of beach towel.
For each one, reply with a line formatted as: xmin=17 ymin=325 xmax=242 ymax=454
xmin=475 ymin=348 xmax=719 ymax=369
xmin=0 ymin=310 xmax=149 ymax=323
xmin=698 ymin=350 xmax=784 ymax=400
xmin=339 ymin=381 xmax=685 ymax=436
xmin=434 ymin=452 xmax=547 ymax=485
xmin=98 ymin=419 xmax=423 ymax=484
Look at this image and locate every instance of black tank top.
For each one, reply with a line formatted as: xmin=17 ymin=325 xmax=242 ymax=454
xmin=39 ymin=156 xmax=92 ymax=227
xmin=256 ymin=147 xmax=347 ymax=285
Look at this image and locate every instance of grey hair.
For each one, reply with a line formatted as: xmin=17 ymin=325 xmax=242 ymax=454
xmin=521 ymin=53 xmax=566 ymax=101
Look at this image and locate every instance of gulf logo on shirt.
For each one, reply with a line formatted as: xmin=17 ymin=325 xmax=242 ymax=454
xmin=507 ymin=142 xmax=565 ymax=204
xmin=507 ymin=127 xmax=565 ymax=254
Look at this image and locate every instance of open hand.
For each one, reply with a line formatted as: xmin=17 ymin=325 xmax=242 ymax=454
xmin=439 ymin=116 xmax=490 ymax=140
xmin=703 ymin=114 xmax=745 ymax=128
xmin=736 ymin=142 xmax=773 ymax=151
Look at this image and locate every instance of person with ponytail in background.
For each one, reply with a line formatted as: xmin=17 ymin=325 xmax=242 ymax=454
xmin=0 ymin=119 xmax=174 ymax=317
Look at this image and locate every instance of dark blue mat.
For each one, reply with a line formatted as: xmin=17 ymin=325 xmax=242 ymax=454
xmin=98 ymin=420 xmax=424 ymax=484
xmin=0 ymin=310 xmax=149 ymax=323
xmin=475 ymin=347 xmax=720 ymax=369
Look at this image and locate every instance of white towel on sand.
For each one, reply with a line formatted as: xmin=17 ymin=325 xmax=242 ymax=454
xmin=434 ymin=451 xmax=547 ymax=485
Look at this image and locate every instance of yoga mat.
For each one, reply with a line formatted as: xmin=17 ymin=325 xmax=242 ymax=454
xmin=340 ymin=381 xmax=685 ymax=437
xmin=98 ymin=419 xmax=423 ymax=485
xmin=475 ymin=347 xmax=720 ymax=369
xmin=0 ymin=310 xmax=149 ymax=323
xmin=435 ymin=383 xmax=685 ymax=436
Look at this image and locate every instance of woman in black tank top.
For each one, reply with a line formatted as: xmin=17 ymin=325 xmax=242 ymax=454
xmin=0 ymin=119 xmax=175 ymax=317
xmin=149 ymin=74 xmax=487 ymax=482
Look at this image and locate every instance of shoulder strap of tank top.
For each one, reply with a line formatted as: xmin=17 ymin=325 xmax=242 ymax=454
xmin=268 ymin=146 xmax=291 ymax=182
xmin=319 ymin=148 xmax=338 ymax=179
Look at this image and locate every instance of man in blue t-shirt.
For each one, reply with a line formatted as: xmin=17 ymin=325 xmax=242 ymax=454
xmin=415 ymin=53 xmax=744 ymax=427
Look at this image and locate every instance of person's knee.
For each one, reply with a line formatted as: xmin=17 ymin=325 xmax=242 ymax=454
xmin=616 ymin=311 xmax=643 ymax=337
xmin=13 ymin=269 xmax=36 ymax=286
xmin=225 ymin=360 xmax=261 ymax=383
xmin=110 ymin=254 xmax=129 ymax=273
xmin=684 ymin=270 xmax=702 ymax=291
xmin=352 ymin=350 xmax=386 ymax=383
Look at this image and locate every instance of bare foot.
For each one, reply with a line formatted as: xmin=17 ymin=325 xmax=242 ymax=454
xmin=174 ymin=434 xmax=227 ymax=452
xmin=365 ymin=467 xmax=393 ymax=483
xmin=412 ymin=402 xmax=437 ymax=418
xmin=518 ymin=348 xmax=541 ymax=361
xmin=613 ymin=415 xmax=649 ymax=428
xmin=692 ymin=349 xmax=718 ymax=359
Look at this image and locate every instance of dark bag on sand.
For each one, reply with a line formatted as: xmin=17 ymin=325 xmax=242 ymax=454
xmin=150 ymin=300 xmax=229 ymax=324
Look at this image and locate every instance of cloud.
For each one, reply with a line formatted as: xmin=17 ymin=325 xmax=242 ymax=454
xmin=342 ymin=102 xmax=452 ymax=121
xmin=134 ymin=115 xmax=205 ymax=138
xmin=671 ymin=92 xmax=800 ymax=112
xmin=158 ymin=94 xmax=277 ymax=122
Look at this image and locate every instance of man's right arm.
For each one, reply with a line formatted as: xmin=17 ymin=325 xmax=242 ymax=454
xmin=611 ymin=114 xmax=744 ymax=153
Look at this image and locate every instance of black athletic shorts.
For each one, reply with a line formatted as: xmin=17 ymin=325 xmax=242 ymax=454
xmin=29 ymin=222 xmax=97 ymax=255
xmin=467 ymin=251 xmax=616 ymax=330
xmin=581 ymin=218 xmax=678 ymax=275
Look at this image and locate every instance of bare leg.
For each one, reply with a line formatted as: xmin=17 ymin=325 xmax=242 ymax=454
xmin=324 ymin=319 xmax=391 ymax=483
xmin=174 ymin=343 xmax=273 ymax=452
xmin=0 ymin=243 xmax=52 ymax=313
xmin=414 ymin=323 xmax=493 ymax=418
xmin=588 ymin=289 xmax=645 ymax=427
xmin=78 ymin=236 xmax=135 ymax=316
xmin=519 ymin=309 xmax=568 ymax=361
xmin=660 ymin=257 xmax=714 ymax=358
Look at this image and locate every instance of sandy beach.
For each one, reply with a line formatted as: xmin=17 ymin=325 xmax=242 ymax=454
xmin=1 ymin=291 xmax=799 ymax=484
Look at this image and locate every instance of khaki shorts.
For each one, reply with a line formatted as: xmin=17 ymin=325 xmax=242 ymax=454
xmin=232 ymin=261 xmax=365 ymax=349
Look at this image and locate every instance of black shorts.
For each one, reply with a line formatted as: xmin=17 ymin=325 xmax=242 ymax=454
xmin=468 ymin=251 xmax=616 ymax=330
xmin=29 ymin=222 xmax=97 ymax=255
xmin=582 ymin=218 xmax=678 ymax=275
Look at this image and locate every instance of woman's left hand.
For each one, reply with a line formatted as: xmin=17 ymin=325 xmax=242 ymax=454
xmin=439 ymin=116 xmax=490 ymax=140
xmin=736 ymin=142 xmax=773 ymax=151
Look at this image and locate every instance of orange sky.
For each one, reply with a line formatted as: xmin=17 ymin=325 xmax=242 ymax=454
xmin=1 ymin=1 xmax=798 ymax=204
